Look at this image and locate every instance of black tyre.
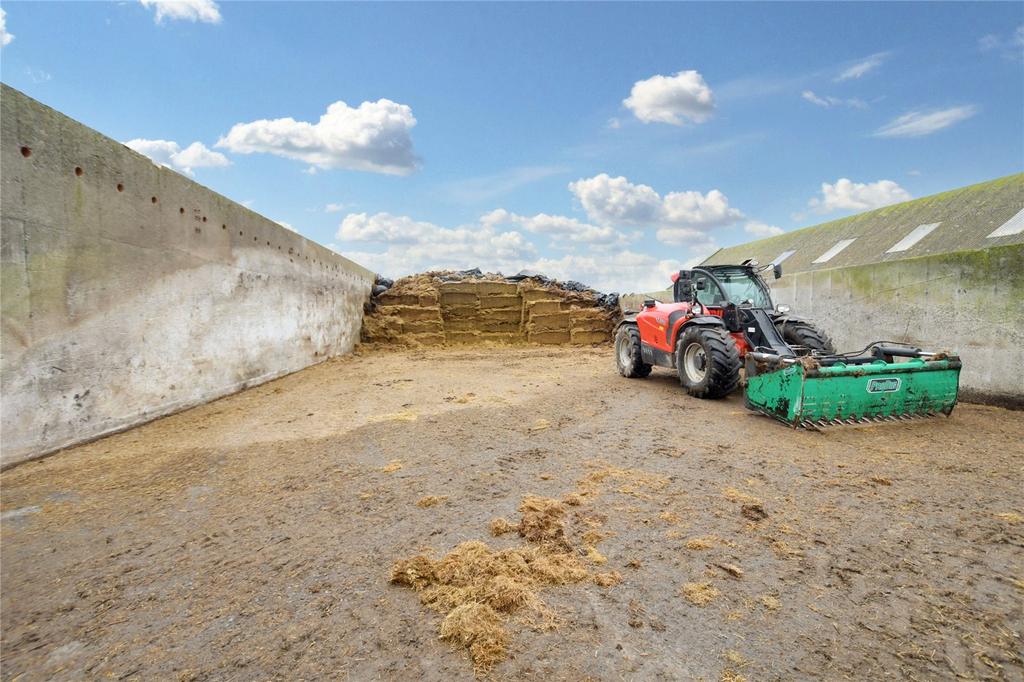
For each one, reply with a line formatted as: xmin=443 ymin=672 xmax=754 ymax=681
xmin=615 ymin=325 xmax=652 ymax=378
xmin=676 ymin=325 xmax=741 ymax=398
xmin=778 ymin=320 xmax=835 ymax=354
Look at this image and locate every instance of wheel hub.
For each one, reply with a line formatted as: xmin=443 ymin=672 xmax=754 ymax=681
xmin=617 ymin=336 xmax=632 ymax=368
xmin=684 ymin=342 xmax=707 ymax=383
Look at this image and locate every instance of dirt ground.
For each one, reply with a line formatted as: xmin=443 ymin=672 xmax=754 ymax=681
xmin=2 ymin=345 xmax=1022 ymax=681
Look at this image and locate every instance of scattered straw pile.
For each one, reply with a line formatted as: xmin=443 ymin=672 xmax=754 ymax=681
xmin=390 ymin=464 xmax=676 ymax=674
xmin=722 ymin=487 xmax=761 ymax=505
xmin=685 ymin=535 xmax=718 ymax=550
xmin=391 ymin=496 xmax=590 ymax=674
xmin=594 ymin=571 xmax=623 ymax=587
xmin=517 ymin=496 xmax=570 ymax=547
xmin=417 ymin=495 xmax=448 ymax=508
xmin=681 ymin=581 xmax=720 ymax=606
xmin=489 ymin=517 xmax=516 ymax=536
xmin=995 ymin=512 xmax=1023 ymax=524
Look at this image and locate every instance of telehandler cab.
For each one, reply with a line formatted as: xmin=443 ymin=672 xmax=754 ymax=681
xmin=615 ymin=261 xmax=961 ymax=427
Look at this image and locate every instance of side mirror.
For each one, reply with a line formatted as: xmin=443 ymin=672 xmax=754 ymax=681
xmin=643 ymin=299 xmax=656 ymax=308
xmin=773 ymin=264 xmax=783 ymax=279
xmin=695 ymin=278 xmax=707 ymax=291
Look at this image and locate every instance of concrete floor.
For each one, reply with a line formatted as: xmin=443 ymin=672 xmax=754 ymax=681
xmin=2 ymin=346 xmax=1022 ymax=680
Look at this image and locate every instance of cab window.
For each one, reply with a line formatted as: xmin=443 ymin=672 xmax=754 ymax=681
xmin=695 ymin=278 xmax=727 ymax=307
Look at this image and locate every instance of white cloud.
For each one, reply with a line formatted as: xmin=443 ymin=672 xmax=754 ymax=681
xmin=124 ymin=138 xmax=230 ymax=176
xmin=801 ymin=90 xmax=831 ymax=107
xmin=873 ymin=106 xmax=977 ymax=138
xmin=979 ymin=25 xmax=1024 ymax=61
xmin=25 ymin=67 xmax=52 ymax=83
xmin=336 ymin=212 xmax=537 ymax=276
xmin=325 ymin=203 xmax=347 ymax=213
xmin=744 ymin=221 xmax=785 ymax=238
xmin=808 ymin=178 xmax=912 ymax=214
xmin=606 ymin=117 xmax=622 ymax=130
xmin=569 ymin=174 xmax=661 ymax=225
xmin=217 ymin=99 xmax=418 ymax=175
xmin=978 ymin=34 xmax=1001 ymax=51
xmin=173 ymin=141 xmax=231 ymax=173
xmin=568 ymin=174 xmax=743 ymax=243
xmin=525 ymin=251 xmax=685 ymax=294
xmin=140 ymin=0 xmax=222 ymax=24
xmin=1 ymin=8 xmax=14 ymax=46
xmin=276 ymin=221 xmax=297 ymax=232
xmin=801 ymin=90 xmax=868 ymax=109
xmin=333 ymin=211 xmax=702 ymax=292
xmin=623 ymin=70 xmax=715 ymax=125
xmin=835 ymin=52 xmax=888 ymax=82
xmin=481 ymin=209 xmax=623 ymax=246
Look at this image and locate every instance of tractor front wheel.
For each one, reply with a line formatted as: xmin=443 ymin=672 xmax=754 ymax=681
xmin=778 ymin=320 xmax=835 ymax=354
xmin=676 ymin=326 xmax=741 ymax=398
xmin=615 ymin=325 xmax=652 ymax=378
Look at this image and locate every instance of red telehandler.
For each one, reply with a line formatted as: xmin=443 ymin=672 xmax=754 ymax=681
xmin=614 ymin=261 xmax=961 ymax=427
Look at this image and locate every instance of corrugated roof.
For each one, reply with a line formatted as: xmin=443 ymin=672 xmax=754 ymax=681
xmin=703 ymin=173 xmax=1024 ymax=273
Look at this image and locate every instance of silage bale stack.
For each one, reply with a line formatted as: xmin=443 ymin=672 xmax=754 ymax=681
xmin=440 ymin=280 xmax=523 ymax=345
xmin=361 ymin=271 xmax=619 ymax=346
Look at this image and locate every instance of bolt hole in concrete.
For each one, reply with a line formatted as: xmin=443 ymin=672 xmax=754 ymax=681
xmin=202 ymin=216 xmax=207 ymax=223
xmin=239 ymin=230 xmax=243 ymax=236
xmin=117 ymin=183 xmax=124 ymax=192
xmin=20 ymin=146 xmax=31 ymax=157
xmin=222 ymin=224 xmax=226 ymax=230
xmin=74 ymin=166 xmax=83 ymax=176
xmin=179 ymin=208 xmax=185 ymax=215
xmin=151 ymin=196 xmax=157 ymax=203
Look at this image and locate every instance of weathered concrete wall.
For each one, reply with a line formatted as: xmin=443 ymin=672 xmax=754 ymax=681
xmin=769 ymin=244 xmax=1024 ymax=407
xmin=1 ymin=85 xmax=374 ymax=466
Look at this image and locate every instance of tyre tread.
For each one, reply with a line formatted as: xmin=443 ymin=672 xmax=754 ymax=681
xmin=779 ymin=321 xmax=835 ymax=354
xmin=676 ymin=326 xmax=741 ymax=398
xmin=616 ymin=325 xmax=652 ymax=378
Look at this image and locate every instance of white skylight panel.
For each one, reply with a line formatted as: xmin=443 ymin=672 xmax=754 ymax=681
xmin=987 ymin=208 xmax=1024 ymax=238
xmin=887 ymin=223 xmax=940 ymax=253
xmin=772 ymin=250 xmax=796 ymax=265
xmin=812 ymin=238 xmax=856 ymax=264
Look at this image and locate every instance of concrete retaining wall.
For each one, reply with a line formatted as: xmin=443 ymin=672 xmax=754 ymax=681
xmin=0 ymin=85 xmax=375 ymax=467
xmin=770 ymin=244 xmax=1024 ymax=407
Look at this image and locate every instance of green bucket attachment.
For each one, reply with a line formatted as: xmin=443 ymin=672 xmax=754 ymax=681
xmin=745 ymin=355 xmax=961 ymax=427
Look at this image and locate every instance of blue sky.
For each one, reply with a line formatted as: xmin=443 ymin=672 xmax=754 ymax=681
xmin=2 ymin=1 xmax=1022 ymax=291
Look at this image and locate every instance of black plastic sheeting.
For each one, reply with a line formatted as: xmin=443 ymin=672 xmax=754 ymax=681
xmin=371 ymin=270 xmax=620 ymax=311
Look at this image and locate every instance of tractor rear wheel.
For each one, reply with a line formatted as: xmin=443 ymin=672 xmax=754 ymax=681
xmin=615 ymin=325 xmax=652 ymax=378
xmin=676 ymin=326 xmax=741 ymax=398
xmin=778 ymin=320 xmax=835 ymax=354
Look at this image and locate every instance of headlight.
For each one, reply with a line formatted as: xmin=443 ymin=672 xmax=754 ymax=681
xmin=691 ymin=302 xmax=702 ymax=315
xmin=776 ymin=304 xmax=791 ymax=314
